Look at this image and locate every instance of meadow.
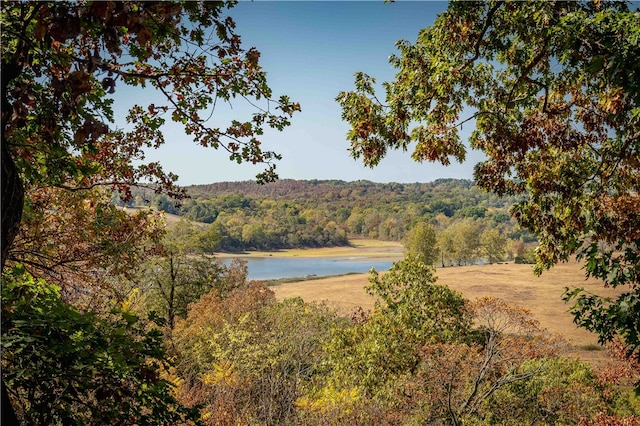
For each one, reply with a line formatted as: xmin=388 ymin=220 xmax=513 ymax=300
xmin=265 ymin=239 xmax=622 ymax=369
xmin=149 ymin=217 xmax=621 ymax=368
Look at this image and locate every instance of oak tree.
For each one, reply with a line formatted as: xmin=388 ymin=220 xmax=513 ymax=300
xmin=1 ymin=1 xmax=298 ymax=422
xmin=337 ymin=0 xmax=640 ymax=360
xmin=1 ymin=0 xmax=300 ymax=269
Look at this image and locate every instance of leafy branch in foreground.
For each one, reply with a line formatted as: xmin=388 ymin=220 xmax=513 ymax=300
xmin=337 ymin=0 xmax=640 ymax=364
xmin=1 ymin=1 xmax=299 ymax=422
xmin=2 ymin=0 xmax=300 ymax=267
xmin=1 ymin=265 xmax=201 ymax=425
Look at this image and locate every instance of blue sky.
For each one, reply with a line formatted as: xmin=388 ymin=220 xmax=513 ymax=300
xmin=118 ymin=1 xmax=484 ymax=185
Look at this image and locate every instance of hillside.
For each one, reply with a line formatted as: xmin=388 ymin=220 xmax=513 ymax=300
xmin=128 ymin=178 xmax=517 ymax=212
xmin=119 ymin=179 xmax=535 ymax=256
xmin=184 ymin=178 xmax=514 ymax=210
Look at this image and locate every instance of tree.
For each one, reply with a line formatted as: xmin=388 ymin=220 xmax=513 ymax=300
xmin=1 ymin=265 xmax=201 ymax=425
xmin=404 ymin=221 xmax=440 ymax=265
xmin=451 ymin=219 xmax=481 ymax=266
xmin=480 ymin=227 xmax=506 ymax=264
xmin=241 ymin=222 xmax=267 ymax=250
xmin=489 ymin=357 xmax=619 ymax=424
xmin=437 ymin=225 xmax=457 ymax=267
xmin=7 ymin=186 xmax=165 ymax=310
xmin=337 ymin=1 xmax=640 ymax=360
xmin=1 ymin=0 xmax=300 ymax=269
xmin=136 ymin=219 xmax=246 ymax=331
xmin=326 ymin=258 xmax=470 ymax=395
xmin=412 ymin=297 xmax=564 ymax=425
xmin=174 ymin=293 xmax=340 ymax=425
xmin=1 ymin=1 xmax=299 ymax=421
xmin=367 ymin=258 xmax=470 ymax=343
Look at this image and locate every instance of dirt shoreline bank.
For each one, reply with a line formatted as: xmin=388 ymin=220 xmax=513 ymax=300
xmin=214 ymin=238 xmax=405 ymax=261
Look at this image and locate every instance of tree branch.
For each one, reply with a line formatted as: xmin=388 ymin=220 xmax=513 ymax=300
xmin=458 ymin=1 xmax=505 ymax=73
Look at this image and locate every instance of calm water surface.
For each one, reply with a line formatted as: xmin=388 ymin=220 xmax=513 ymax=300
xmin=223 ymin=257 xmax=396 ymax=280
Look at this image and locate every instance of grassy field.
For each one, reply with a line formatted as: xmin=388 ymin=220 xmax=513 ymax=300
xmin=121 ymin=218 xmax=618 ymax=368
xmin=271 ymin=254 xmax=623 ymax=369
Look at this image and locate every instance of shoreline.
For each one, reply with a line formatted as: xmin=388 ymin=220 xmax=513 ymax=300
xmin=214 ymin=238 xmax=404 ymax=261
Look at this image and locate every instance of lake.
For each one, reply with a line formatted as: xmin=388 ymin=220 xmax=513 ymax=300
xmin=223 ymin=256 xmax=396 ymax=280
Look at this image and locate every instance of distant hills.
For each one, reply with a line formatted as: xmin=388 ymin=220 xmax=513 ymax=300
xmin=119 ymin=179 xmax=534 ymax=254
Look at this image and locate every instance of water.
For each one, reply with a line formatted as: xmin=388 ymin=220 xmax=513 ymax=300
xmin=223 ymin=256 xmax=396 ymax=280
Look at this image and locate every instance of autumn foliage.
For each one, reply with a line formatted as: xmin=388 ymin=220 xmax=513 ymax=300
xmin=337 ymin=0 xmax=640 ymax=368
xmin=2 ymin=1 xmax=639 ymax=424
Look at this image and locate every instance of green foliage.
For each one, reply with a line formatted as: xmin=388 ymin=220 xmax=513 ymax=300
xmin=367 ymin=258 xmax=470 ymax=343
xmin=314 ymin=269 xmax=582 ymax=424
xmin=1 ymin=265 xmax=200 ymax=425
xmin=448 ymin=218 xmax=483 ymax=266
xmin=195 ymin=222 xmax=221 ymax=255
xmin=567 ymin=242 xmax=640 ymax=366
xmin=437 ymin=225 xmax=457 ymax=267
xmin=337 ymin=0 xmax=640 ymax=362
xmin=325 ymin=258 xmax=470 ymax=396
xmin=487 ymin=357 xmax=608 ymax=425
xmin=404 ymin=221 xmax=439 ymax=265
xmin=456 ymin=205 xmax=487 ymax=219
xmin=135 ymin=220 xmax=243 ymax=330
xmin=564 ymin=287 xmax=640 ymax=358
xmin=480 ymin=228 xmax=507 ymax=264
xmin=128 ymin=179 xmax=517 ymax=247
xmin=173 ymin=284 xmax=342 ymax=425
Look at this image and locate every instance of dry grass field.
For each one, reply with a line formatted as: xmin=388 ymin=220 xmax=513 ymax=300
xmin=124 ymin=216 xmax=621 ymax=368
xmin=271 ymin=250 xmax=624 ymax=369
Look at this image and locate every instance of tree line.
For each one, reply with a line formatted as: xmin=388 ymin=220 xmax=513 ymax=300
xmin=118 ymin=179 xmax=536 ymax=262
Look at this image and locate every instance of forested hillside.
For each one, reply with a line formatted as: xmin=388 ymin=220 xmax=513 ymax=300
xmin=120 ymin=179 xmax=534 ymax=261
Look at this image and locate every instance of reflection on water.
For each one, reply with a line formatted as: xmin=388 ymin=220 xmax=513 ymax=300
xmin=222 ymin=257 xmax=396 ymax=280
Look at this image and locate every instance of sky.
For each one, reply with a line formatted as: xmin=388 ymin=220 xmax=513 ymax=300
xmin=116 ymin=1 xmax=485 ymax=185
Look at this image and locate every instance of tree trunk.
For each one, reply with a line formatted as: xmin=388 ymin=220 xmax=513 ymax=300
xmin=1 ymin=139 xmax=23 ymax=426
xmin=2 ymin=57 xmax=25 ymax=426
xmin=2 ymin=54 xmax=24 ymax=269
xmin=1 ymin=140 xmax=23 ymax=269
